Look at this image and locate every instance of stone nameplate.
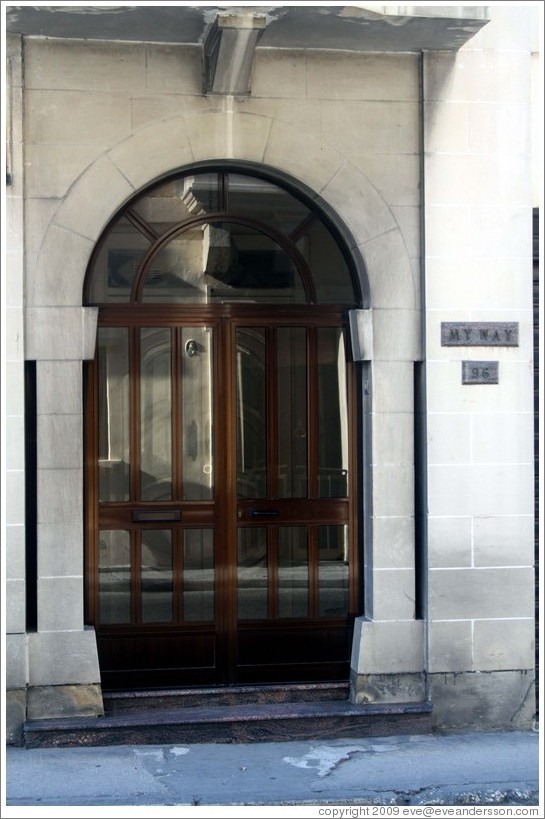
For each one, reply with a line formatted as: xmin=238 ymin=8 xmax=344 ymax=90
xmin=441 ymin=322 xmax=518 ymax=347
xmin=462 ymin=361 xmax=499 ymax=385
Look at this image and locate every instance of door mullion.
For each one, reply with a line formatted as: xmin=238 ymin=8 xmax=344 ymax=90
xmin=173 ymin=327 xmax=183 ymax=500
xmin=85 ymin=357 xmax=99 ymax=625
xmin=131 ymin=326 xmax=141 ymax=501
xmin=266 ymin=326 xmax=278 ymax=498
xmin=307 ymin=327 xmax=318 ymax=498
xmin=223 ymin=318 xmax=238 ymax=683
xmin=347 ymin=351 xmax=359 ymax=615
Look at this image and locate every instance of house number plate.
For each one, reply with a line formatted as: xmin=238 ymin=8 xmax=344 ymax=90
xmin=462 ymin=361 xmax=499 ymax=385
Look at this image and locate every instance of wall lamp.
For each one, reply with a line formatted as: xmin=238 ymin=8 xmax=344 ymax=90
xmin=203 ymin=12 xmax=267 ymax=95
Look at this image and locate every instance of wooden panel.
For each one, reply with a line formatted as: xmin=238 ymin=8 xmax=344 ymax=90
xmin=237 ymin=623 xmax=352 ymax=665
xmin=98 ymin=631 xmax=216 ymax=671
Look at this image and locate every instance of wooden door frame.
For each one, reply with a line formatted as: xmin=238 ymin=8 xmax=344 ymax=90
xmin=84 ymin=303 xmax=360 ymax=688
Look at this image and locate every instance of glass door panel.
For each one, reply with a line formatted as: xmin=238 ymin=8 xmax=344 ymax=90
xmin=237 ymin=527 xmax=268 ymax=619
xmin=277 ymin=328 xmax=307 ymax=498
xmin=98 ymin=530 xmax=131 ymax=624
xmin=236 ymin=327 xmax=267 ymax=499
xmin=141 ymin=529 xmax=173 ymax=623
xmin=183 ymin=529 xmax=215 ymax=622
xmin=98 ymin=328 xmax=130 ymax=502
xmin=181 ymin=327 xmax=214 ymax=500
xmin=317 ymin=327 xmax=349 ymax=498
xmin=278 ymin=527 xmax=308 ymax=618
xmin=140 ymin=328 xmax=173 ymax=501
xmin=318 ymin=525 xmax=349 ymax=617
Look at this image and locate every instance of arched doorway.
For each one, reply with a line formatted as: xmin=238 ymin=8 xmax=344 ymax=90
xmin=84 ymin=166 xmax=363 ymax=690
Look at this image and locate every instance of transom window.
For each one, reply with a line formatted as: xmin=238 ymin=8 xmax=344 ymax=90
xmin=84 ymin=170 xmax=359 ymax=306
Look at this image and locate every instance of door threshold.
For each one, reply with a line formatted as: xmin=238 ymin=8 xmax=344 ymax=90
xmin=25 ymin=699 xmax=433 ymax=748
xmin=103 ymin=681 xmax=351 ymax=713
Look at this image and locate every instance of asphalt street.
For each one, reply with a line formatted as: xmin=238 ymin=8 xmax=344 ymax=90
xmin=3 ymin=728 xmax=541 ymax=814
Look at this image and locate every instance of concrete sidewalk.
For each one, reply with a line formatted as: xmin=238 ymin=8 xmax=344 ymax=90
xmin=3 ymin=729 xmax=541 ymax=811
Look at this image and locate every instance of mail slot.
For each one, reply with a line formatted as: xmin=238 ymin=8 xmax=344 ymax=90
xmin=132 ymin=509 xmax=181 ymax=522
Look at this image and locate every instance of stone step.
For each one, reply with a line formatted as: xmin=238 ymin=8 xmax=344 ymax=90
xmin=24 ymin=700 xmax=433 ymax=748
xmin=103 ymin=682 xmax=350 ymax=713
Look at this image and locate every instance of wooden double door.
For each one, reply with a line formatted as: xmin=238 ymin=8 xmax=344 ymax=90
xmin=85 ymin=305 xmax=359 ymax=690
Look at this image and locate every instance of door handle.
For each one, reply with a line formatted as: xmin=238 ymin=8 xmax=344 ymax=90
xmin=249 ymin=508 xmax=279 ymax=518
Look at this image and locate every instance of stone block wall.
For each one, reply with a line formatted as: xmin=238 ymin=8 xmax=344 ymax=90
xmin=424 ymin=6 xmax=536 ymax=728
xmin=3 ymin=2 xmax=537 ymax=739
xmin=5 ymin=34 xmax=28 ymax=745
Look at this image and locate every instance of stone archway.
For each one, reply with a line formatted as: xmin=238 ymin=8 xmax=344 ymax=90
xmin=25 ymin=108 xmax=421 ymax=714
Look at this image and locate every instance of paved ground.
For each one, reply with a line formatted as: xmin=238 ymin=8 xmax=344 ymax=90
xmin=3 ymin=729 xmax=541 ymax=813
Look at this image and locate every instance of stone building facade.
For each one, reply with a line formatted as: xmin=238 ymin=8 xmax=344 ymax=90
xmin=3 ymin=3 xmax=540 ymax=743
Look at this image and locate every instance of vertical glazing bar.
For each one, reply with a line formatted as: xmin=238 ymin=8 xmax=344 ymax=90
xmin=347 ymin=348 xmax=359 ymax=613
xmin=173 ymin=327 xmax=183 ymax=500
xmin=307 ymin=327 xmax=318 ymax=498
xmin=267 ymin=326 xmax=278 ymax=498
xmin=130 ymin=327 xmax=140 ymax=624
xmin=85 ymin=357 xmax=99 ymax=624
xmin=131 ymin=326 xmax=141 ymax=500
xmin=219 ymin=171 xmax=228 ymax=211
xmin=224 ymin=319 xmax=238 ymax=679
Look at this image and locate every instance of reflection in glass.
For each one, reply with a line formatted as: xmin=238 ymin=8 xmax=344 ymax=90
xmin=236 ymin=327 xmax=266 ymax=498
xmin=318 ymin=525 xmax=349 ymax=617
xmin=99 ymin=530 xmax=131 ymax=624
xmin=182 ymin=327 xmax=213 ymax=500
xmin=87 ymin=217 xmax=151 ymax=304
xmin=140 ymin=328 xmax=172 ymax=501
xmin=132 ymin=174 xmax=219 ymax=234
xmin=296 ymin=219 xmax=355 ymax=304
xmin=277 ymin=328 xmax=307 ymax=498
xmin=238 ymin=528 xmax=268 ymax=620
xmin=205 ymin=223 xmax=299 ymax=295
xmin=85 ymin=169 xmax=360 ymax=308
xmin=141 ymin=530 xmax=173 ymax=623
xmin=98 ymin=328 xmax=130 ymax=502
xmin=141 ymin=222 xmax=304 ymax=304
xmin=183 ymin=529 xmax=214 ymax=621
xmin=278 ymin=527 xmax=308 ymax=618
xmin=317 ymin=328 xmax=349 ymax=498
xmin=142 ymin=228 xmax=208 ymax=303
xmin=227 ymin=173 xmax=310 ymax=236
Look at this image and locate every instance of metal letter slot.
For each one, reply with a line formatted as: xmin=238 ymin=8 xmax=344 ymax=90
xmin=132 ymin=509 xmax=181 ymax=523
xmin=249 ymin=508 xmax=280 ymax=518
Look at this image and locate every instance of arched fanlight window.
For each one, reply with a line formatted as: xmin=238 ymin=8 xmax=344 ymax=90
xmin=84 ymin=169 xmax=360 ymax=306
